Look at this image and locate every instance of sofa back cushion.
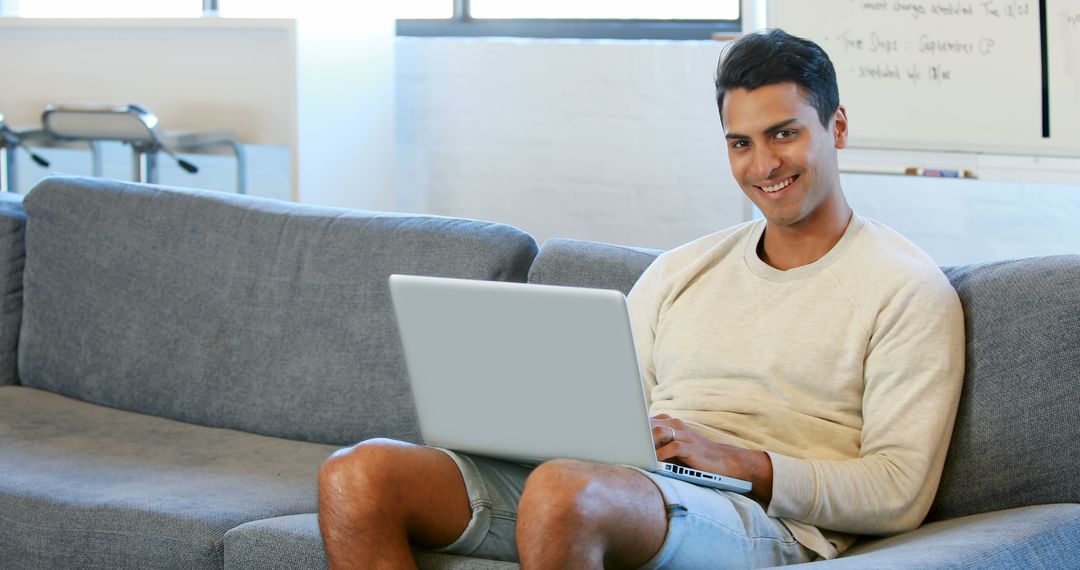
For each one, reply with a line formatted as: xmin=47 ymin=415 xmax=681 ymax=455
xmin=0 ymin=193 xmax=26 ymax=386
xmin=19 ymin=176 xmax=537 ymax=445
xmin=927 ymin=255 xmax=1080 ymax=521
xmin=527 ymin=238 xmax=661 ymax=293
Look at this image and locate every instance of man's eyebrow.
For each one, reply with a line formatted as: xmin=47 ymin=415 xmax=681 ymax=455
xmin=725 ymin=118 xmax=800 ymax=140
xmin=764 ymin=118 xmax=799 ymax=134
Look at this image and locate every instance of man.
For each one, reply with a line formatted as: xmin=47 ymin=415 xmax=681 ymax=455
xmin=318 ymin=29 xmax=965 ymax=569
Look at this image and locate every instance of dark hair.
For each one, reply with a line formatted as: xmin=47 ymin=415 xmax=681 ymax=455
xmin=715 ymin=29 xmax=839 ymax=128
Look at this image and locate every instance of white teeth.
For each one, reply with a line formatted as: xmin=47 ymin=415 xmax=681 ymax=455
xmin=760 ymin=177 xmax=794 ymax=193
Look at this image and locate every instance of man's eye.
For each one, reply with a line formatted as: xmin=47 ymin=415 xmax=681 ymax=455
xmin=775 ymin=130 xmax=797 ymax=140
xmin=731 ymin=140 xmax=749 ymax=149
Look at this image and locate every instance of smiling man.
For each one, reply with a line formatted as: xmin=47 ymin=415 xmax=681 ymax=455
xmin=630 ymin=28 xmax=966 ymax=563
xmin=318 ymin=29 xmax=966 ymax=569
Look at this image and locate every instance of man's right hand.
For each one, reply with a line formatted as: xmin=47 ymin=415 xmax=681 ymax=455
xmin=649 ymin=414 xmax=774 ymax=504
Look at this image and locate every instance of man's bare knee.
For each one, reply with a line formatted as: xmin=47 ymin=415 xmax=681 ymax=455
xmin=319 ymin=439 xmax=472 ymax=550
xmin=519 ymin=459 xmax=598 ymax=530
xmin=517 ymin=459 xmax=667 ymax=569
xmin=319 ymin=438 xmax=415 ymax=527
xmin=321 ymin=439 xmax=410 ymax=500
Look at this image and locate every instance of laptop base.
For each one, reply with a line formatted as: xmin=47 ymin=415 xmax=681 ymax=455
xmin=658 ymin=462 xmax=753 ymax=493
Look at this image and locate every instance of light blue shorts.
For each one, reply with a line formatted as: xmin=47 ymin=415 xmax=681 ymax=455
xmin=432 ymin=448 xmax=814 ymax=568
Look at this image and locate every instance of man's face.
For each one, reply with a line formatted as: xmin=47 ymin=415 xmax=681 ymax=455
xmin=722 ymin=82 xmax=847 ymax=232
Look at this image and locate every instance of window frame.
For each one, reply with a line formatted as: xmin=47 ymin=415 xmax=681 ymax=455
xmin=397 ymin=0 xmax=741 ymax=41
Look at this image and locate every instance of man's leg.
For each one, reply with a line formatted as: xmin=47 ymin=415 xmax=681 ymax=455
xmin=519 ymin=459 xmax=816 ymax=569
xmin=318 ymin=438 xmax=472 ymax=570
xmin=516 ymin=459 xmax=669 ymax=569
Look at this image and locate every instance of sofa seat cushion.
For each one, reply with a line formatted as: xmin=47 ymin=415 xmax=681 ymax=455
xmin=772 ymin=503 xmax=1080 ymax=569
xmin=0 ymin=386 xmax=339 ymax=570
xmin=224 ymin=513 xmax=519 ymax=570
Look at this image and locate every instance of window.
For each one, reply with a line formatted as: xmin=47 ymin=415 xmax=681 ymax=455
xmin=1 ymin=0 xmax=392 ymax=19
xmin=397 ymin=0 xmax=741 ymax=40
xmin=1 ymin=0 xmax=739 ymax=39
xmin=12 ymin=0 xmax=200 ymax=17
xmin=397 ymin=0 xmax=454 ymax=20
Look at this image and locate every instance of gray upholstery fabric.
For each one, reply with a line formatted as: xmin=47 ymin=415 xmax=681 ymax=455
xmin=224 ymin=513 xmax=519 ymax=570
xmin=0 ymin=385 xmax=340 ymax=570
xmin=222 ymin=506 xmax=1080 ymax=570
xmin=928 ymin=256 xmax=1080 ymax=521
xmin=527 ymin=238 xmax=661 ymax=294
xmin=0 ymin=192 xmax=25 ymax=386
xmin=18 ymin=176 xmax=537 ymax=445
xmin=772 ymin=504 xmax=1080 ymax=569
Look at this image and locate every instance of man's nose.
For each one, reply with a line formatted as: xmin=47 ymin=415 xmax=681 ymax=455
xmin=752 ymin=146 xmax=782 ymax=180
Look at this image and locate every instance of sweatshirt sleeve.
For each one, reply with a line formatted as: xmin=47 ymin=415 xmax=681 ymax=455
xmin=627 ymin=258 xmax=665 ymax=409
xmin=766 ymin=270 xmax=966 ymax=536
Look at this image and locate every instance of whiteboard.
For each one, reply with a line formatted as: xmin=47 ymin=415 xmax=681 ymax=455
xmin=768 ymin=0 xmax=1080 ymax=157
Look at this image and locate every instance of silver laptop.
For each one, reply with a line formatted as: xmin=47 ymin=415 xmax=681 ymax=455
xmin=388 ymin=274 xmax=752 ymax=494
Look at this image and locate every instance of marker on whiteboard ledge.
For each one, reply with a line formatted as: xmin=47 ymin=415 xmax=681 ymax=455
xmin=711 ymin=32 xmax=741 ymax=41
xmin=904 ymin=167 xmax=977 ymax=179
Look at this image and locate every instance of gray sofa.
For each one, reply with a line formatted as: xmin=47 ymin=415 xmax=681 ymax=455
xmin=0 ymin=176 xmax=1076 ymax=569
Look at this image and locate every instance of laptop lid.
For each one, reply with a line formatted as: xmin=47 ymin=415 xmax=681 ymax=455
xmin=389 ymin=274 xmax=658 ymax=470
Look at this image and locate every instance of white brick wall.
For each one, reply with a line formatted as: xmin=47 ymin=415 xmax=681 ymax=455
xmin=396 ymin=37 xmax=749 ymax=250
xmin=842 ymin=173 xmax=1080 ymax=265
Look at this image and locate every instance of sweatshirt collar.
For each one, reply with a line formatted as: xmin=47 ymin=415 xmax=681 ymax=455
xmin=743 ymin=215 xmax=865 ymax=282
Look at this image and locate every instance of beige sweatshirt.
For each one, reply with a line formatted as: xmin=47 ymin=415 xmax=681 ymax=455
xmin=627 ymin=215 xmax=965 ymax=559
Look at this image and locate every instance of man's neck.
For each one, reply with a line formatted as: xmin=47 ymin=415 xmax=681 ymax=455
xmin=758 ymin=205 xmax=854 ymax=271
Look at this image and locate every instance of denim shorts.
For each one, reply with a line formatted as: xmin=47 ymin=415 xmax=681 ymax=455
xmin=431 ymin=448 xmax=814 ymax=568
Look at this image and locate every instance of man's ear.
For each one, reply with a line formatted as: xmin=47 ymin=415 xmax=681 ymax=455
xmin=833 ymin=106 xmax=849 ymax=149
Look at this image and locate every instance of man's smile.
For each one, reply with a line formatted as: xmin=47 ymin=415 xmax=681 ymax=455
xmin=756 ymin=175 xmax=798 ymax=194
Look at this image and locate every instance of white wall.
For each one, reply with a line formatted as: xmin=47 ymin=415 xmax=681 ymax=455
xmin=395 ymin=37 xmax=1080 ymax=264
xmin=842 ymin=173 xmax=1080 ymax=266
xmin=396 ymin=37 xmax=749 ymax=250
xmin=293 ymin=12 xmax=396 ymax=210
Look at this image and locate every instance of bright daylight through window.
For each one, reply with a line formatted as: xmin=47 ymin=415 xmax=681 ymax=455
xmin=3 ymin=0 xmax=362 ymax=17
xmin=397 ymin=0 xmax=741 ymax=40
xmin=2 ymin=0 xmax=741 ymax=39
xmin=467 ymin=0 xmax=739 ymax=20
